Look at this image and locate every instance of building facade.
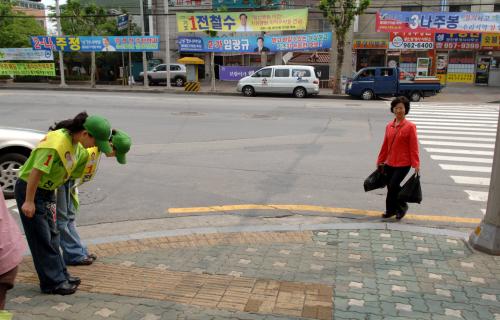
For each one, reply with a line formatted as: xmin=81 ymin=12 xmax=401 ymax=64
xmin=13 ymin=0 xmax=46 ymax=31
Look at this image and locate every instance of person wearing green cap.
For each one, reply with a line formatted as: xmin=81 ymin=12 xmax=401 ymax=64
xmin=55 ymin=129 xmax=131 ymax=266
xmin=14 ymin=112 xmax=112 ymax=295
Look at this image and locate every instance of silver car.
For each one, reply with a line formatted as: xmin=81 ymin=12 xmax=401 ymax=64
xmin=139 ymin=63 xmax=187 ymax=87
xmin=237 ymin=65 xmax=320 ymax=98
xmin=0 ymin=127 xmax=45 ymax=198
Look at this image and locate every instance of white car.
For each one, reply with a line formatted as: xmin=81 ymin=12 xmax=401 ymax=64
xmin=0 ymin=127 xmax=45 ymax=198
xmin=138 ymin=63 xmax=187 ymax=87
xmin=237 ymin=65 xmax=320 ymax=98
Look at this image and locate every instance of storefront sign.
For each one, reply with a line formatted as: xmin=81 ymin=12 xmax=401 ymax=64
xmin=389 ymin=32 xmax=434 ymax=50
xmin=168 ymin=0 xmax=212 ymax=10
xmin=219 ymin=66 xmax=259 ymax=81
xmin=481 ymin=33 xmax=500 ymax=50
xmin=352 ymin=39 xmax=388 ymax=49
xmin=436 ymin=53 xmax=448 ymax=85
xmin=178 ymin=32 xmax=331 ymax=53
xmin=0 ymin=63 xmax=55 ymax=76
xmin=176 ymin=8 xmax=308 ymax=32
xmin=31 ymin=36 xmax=160 ymax=52
xmin=0 ymin=48 xmax=53 ymax=61
xmin=447 ymin=73 xmax=474 ymax=83
xmin=435 ymin=33 xmax=481 ymax=50
xmin=377 ymin=11 xmax=500 ymax=33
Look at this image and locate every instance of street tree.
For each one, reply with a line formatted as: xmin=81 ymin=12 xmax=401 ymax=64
xmin=319 ymin=0 xmax=370 ymax=94
xmin=0 ymin=1 xmax=46 ymax=48
xmin=205 ymin=6 xmax=227 ymax=92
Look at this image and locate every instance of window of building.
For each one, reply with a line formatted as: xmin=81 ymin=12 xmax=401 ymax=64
xmin=401 ymin=5 xmax=422 ymax=12
xmin=495 ymin=4 xmax=500 ymax=12
xmin=274 ymin=69 xmax=290 ymax=77
xmin=449 ymin=5 xmax=471 ymax=12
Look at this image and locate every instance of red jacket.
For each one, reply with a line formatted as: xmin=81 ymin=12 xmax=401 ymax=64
xmin=377 ymin=118 xmax=420 ymax=168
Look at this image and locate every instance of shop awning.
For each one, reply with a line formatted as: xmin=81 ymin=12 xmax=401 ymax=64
xmin=177 ymin=57 xmax=205 ymax=65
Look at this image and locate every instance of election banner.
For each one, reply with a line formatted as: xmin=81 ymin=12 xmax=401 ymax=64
xmin=0 ymin=48 xmax=53 ymax=61
xmin=389 ymin=32 xmax=434 ymax=50
xmin=435 ymin=33 xmax=481 ymax=50
xmin=0 ymin=63 xmax=56 ymax=76
xmin=178 ymin=32 xmax=331 ymax=53
xmin=481 ymin=33 xmax=500 ymax=50
xmin=219 ymin=66 xmax=259 ymax=81
xmin=212 ymin=0 xmax=285 ymax=9
xmin=31 ymin=36 xmax=160 ymax=52
xmin=176 ymin=8 xmax=308 ymax=32
xmin=376 ymin=11 xmax=500 ymax=33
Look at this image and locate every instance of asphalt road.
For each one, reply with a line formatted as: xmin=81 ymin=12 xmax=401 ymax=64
xmin=0 ymin=90 xmax=496 ymax=227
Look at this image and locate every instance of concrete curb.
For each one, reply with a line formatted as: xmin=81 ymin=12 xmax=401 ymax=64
xmin=84 ymin=222 xmax=469 ymax=246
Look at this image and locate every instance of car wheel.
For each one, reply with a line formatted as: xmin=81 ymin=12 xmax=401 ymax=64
xmin=242 ymin=86 xmax=255 ymax=97
xmin=293 ymin=87 xmax=307 ymax=98
xmin=0 ymin=153 xmax=27 ymax=198
xmin=361 ymin=89 xmax=374 ymax=100
xmin=174 ymin=77 xmax=185 ymax=87
xmin=410 ymin=91 xmax=422 ymax=102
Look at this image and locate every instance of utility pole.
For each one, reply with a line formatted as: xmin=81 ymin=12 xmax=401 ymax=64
xmin=469 ymin=110 xmax=500 ymax=255
xmin=164 ymin=0 xmax=171 ymax=88
xmin=55 ymin=0 xmax=66 ymax=87
xmin=128 ymin=14 xmax=133 ymax=86
xmin=140 ymin=0 xmax=149 ymax=87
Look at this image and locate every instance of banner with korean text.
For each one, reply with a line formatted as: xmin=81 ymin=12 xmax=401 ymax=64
xmin=376 ymin=11 xmax=500 ymax=33
xmin=481 ymin=33 xmax=500 ymax=50
xmin=0 ymin=48 xmax=53 ymax=61
xmin=178 ymin=32 xmax=331 ymax=53
xmin=435 ymin=33 xmax=481 ymax=50
xmin=352 ymin=39 xmax=388 ymax=49
xmin=176 ymin=8 xmax=308 ymax=32
xmin=219 ymin=66 xmax=259 ymax=81
xmin=389 ymin=32 xmax=434 ymax=50
xmin=31 ymin=36 xmax=160 ymax=52
xmin=0 ymin=63 xmax=55 ymax=76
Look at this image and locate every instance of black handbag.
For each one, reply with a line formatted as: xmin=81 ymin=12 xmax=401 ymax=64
xmin=398 ymin=173 xmax=422 ymax=204
xmin=364 ymin=169 xmax=387 ymax=192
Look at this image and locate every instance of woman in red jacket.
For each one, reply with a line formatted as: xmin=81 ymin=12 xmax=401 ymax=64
xmin=377 ymin=96 xmax=420 ymax=220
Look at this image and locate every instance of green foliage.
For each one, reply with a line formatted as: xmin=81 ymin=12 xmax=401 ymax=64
xmin=0 ymin=1 xmax=46 ymax=48
xmin=319 ymin=0 xmax=370 ymax=38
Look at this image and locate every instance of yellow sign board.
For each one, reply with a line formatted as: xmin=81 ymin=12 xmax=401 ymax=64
xmin=176 ymin=9 xmax=308 ymax=32
xmin=0 ymin=63 xmax=56 ymax=76
xmin=481 ymin=33 xmax=500 ymax=50
xmin=447 ymin=73 xmax=474 ymax=83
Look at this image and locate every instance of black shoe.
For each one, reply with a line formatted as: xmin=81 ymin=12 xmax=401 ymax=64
xmin=396 ymin=204 xmax=409 ymax=220
xmin=68 ymin=276 xmax=81 ymax=286
xmin=43 ymin=281 xmax=77 ymax=295
xmin=382 ymin=212 xmax=396 ymax=218
xmin=68 ymin=256 xmax=94 ymax=266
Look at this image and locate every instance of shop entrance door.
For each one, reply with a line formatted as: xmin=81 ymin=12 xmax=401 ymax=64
xmin=475 ymin=56 xmax=491 ymax=85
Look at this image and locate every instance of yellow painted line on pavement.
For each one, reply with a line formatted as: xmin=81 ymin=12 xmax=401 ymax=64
xmin=167 ymin=204 xmax=481 ymax=224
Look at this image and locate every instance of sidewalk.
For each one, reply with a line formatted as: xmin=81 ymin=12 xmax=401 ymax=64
xmin=6 ymin=221 xmax=500 ymax=320
xmin=1 ymin=80 xmax=500 ymax=103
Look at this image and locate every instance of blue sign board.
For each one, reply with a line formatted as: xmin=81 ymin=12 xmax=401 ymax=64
xmin=31 ymin=36 xmax=160 ymax=52
xmin=117 ymin=15 xmax=129 ymax=31
xmin=178 ymin=32 xmax=332 ymax=53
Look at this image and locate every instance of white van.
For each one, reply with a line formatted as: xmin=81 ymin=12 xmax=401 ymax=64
xmin=236 ymin=65 xmax=320 ymax=98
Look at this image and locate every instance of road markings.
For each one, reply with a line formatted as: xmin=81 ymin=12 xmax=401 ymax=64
xmin=425 ymin=148 xmax=494 ymax=156
xmin=430 ymin=155 xmax=492 ymax=164
xmin=419 ymin=135 xmax=495 ymax=142
xmin=420 ymin=141 xmax=494 ymax=148
xmin=419 ymin=130 xmax=495 ymax=137
xmin=439 ymin=164 xmax=491 ymax=173
xmin=413 ymin=121 xmax=496 ymax=127
xmin=464 ymin=190 xmax=488 ymax=202
xmin=450 ymin=176 xmax=490 ymax=186
xmin=410 ymin=118 xmax=497 ymax=124
xmin=167 ymin=204 xmax=481 ymax=224
xmin=417 ymin=125 xmax=496 ymax=132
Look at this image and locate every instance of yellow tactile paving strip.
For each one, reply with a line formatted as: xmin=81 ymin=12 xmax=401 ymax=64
xmin=17 ymin=231 xmax=333 ymax=320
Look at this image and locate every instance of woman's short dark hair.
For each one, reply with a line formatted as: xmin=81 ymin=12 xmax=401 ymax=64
xmin=390 ymin=96 xmax=410 ymax=115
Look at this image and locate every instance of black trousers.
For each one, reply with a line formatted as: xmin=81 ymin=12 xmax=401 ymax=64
xmin=15 ymin=179 xmax=69 ymax=292
xmin=384 ymin=165 xmax=411 ymax=214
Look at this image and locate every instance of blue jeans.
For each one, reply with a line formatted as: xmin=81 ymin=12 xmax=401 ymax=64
xmin=15 ymin=179 xmax=69 ymax=292
xmin=56 ymin=180 xmax=89 ymax=264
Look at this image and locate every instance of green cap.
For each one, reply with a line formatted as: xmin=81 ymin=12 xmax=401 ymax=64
xmin=83 ymin=115 xmax=112 ymax=154
xmin=112 ymin=130 xmax=131 ymax=164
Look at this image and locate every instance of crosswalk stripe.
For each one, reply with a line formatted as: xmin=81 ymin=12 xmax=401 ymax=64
xmin=419 ymin=135 xmax=495 ymax=142
xmin=410 ymin=118 xmax=497 ymax=124
xmin=464 ymin=190 xmax=489 ymax=202
xmin=430 ymin=155 xmax=492 ymax=164
xmin=416 ymin=125 xmax=496 ymax=132
xmin=424 ymin=148 xmax=494 ymax=156
xmin=410 ymin=114 xmax=496 ymax=120
xmin=421 ymin=140 xmax=494 ymax=148
xmin=439 ymin=164 xmax=491 ymax=173
xmin=413 ymin=121 xmax=496 ymax=127
xmin=418 ymin=130 xmax=495 ymax=136
xmin=450 ymin=176 xmax=490 ymax=186
xmin=411 ymin=112 xmax=498 ymax=118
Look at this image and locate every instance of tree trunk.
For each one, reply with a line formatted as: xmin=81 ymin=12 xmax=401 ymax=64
xmin=90 ymin=51 xmax=96 ymax=88
xmin=261 ymin=51 xmax=267 ymax=67
xmin=211 ymin=51 xmax=215 ymax=92
xmin=334 ymin=37 xmax=345 ymax=94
